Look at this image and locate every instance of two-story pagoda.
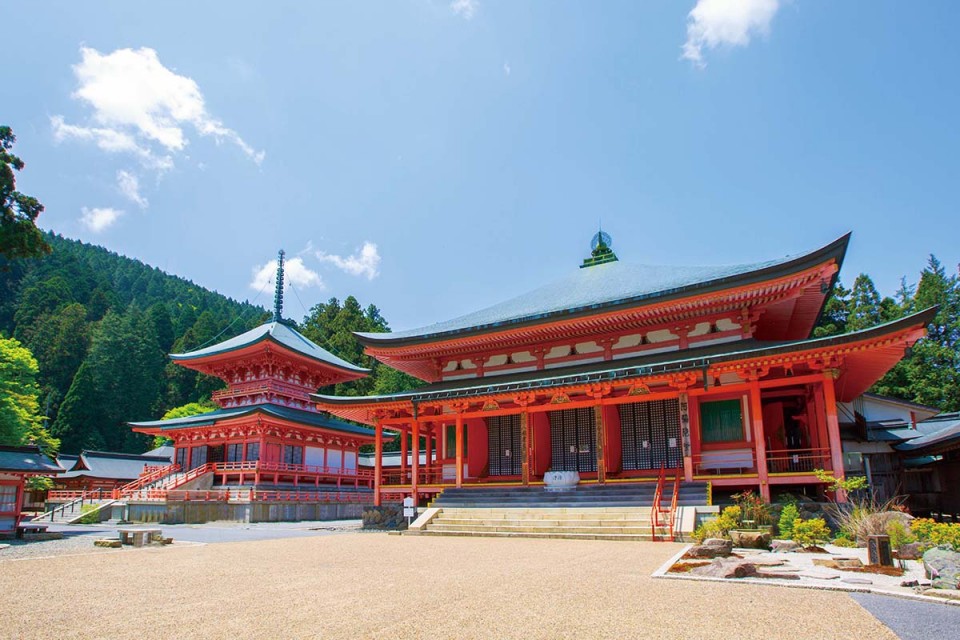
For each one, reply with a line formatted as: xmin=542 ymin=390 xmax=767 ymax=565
xmin=127 ymin=253 xmax=378 ymax=520
xmin=314 ymin=232 xmax=934 ymax=506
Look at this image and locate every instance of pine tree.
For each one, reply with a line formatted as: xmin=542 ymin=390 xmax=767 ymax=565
xmin=846 ymin=274 xmax=884 ymax=332
xmin=813 ymin=279 xmax=851 ymax=337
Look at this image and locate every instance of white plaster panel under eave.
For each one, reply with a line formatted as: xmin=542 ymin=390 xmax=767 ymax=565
xmin=545 ymin=356 xmax=606 ymax=369
xmin=487 ymin=354 xmax=509 ymax=367
xmin=613 ymin=334 xmax=644 ymax=349
xmin=646 ymin=329 xmax=679 ymax=343
xmin=611 ymin=344 xmax=680 ymax=360
xmin=687 ymin=322 xmax=712 ymax=338
xmin=574 ymin=341 xmax=603 ymax=354
xmin=510 ymin=351 xmax=536 ymax=364
xmin=442 ymin=360 xmax=459 ymax=373
xmin=716 ymin=318 xmax=743 ymax=332
xmin=546 ymin=345 xmax=573 ymax=359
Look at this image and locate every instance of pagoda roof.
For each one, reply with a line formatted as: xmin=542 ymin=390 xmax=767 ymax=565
xmin=171 ymin=321 xmax=369 ymax=375
xmin=128 ymin=402 xmax=375 ymax=438
xmin=356 ymin=234 xmax=850 ymax=347
xmin=0 ymin=445 xmax=63 ymax=475
xmin=317 ymin=307 xmax=935 ymax=420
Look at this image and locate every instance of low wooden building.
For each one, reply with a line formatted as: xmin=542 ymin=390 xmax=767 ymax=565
xmin=0 ymin=445 xmax=62 ymax=534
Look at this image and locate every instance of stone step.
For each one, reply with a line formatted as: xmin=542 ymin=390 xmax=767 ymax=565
xmin=436 ymin=506 xmax=651 ymax=515
xmin=427 ymin=523 xmax=655 ymax=535
xmin=416 ymin=530 xmax=656 ymax=542
xmin=432 ymin=517 xmax=651 ymax=527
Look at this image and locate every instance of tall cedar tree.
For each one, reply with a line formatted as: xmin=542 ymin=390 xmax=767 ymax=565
xmin=0 ymin=127 xmax=50 ymax=263
xmin=0 ymin=336 xmax=59 ymax=453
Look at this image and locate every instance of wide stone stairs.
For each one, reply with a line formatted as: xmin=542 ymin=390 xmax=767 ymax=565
xmin=415 ymin=482 xmax=709 ymax=541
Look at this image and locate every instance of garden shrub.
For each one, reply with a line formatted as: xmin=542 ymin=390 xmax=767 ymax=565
xmin=77 ymin=504 xmax=101 ymax=525
xmin=831 ymin=536 xmax=856 ymax=548
xmin=692 ymin=506 xmax=741 ymax=543
xmin=778 ymin=503 xmax=799 ymax=539
xmin=886 ymin=520 xmax=916 ymax=550
xmin=791 ymin=518 xmax=831 ymax=547
xmin=910 ymin=518 xmax=960 ymax=551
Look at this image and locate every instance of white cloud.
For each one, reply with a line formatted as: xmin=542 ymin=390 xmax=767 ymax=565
xmin=80 ymin=207 xmax=123 ymax=232
xmin=316 ymin=242 xmax=381 ymax=280
xmin=451 ymin=0 xmax=478 ymax=20
xmin=682 ymin=0 xmax=780 ymax=68
xmin=116 ymin=170 xmax=148 ymax=209
xmin=52 ymin=46 xmax=264 ymax=168
xmin=249 ymin=257 xmax=324 ymax=291
xmin=504 ymin=62 xmax=511 ymax=76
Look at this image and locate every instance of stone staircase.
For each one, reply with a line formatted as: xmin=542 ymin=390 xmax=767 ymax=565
xmin=413 ymin=482 xmax=710 ymax=541
xmin=33 ymin=497 xmax=115 ymax=524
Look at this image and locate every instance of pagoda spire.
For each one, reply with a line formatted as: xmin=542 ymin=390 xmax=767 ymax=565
xmin=273 ymin=249 xmax=285 ymax=322
xmin=581 ymin=225 xmax=618 ymax=268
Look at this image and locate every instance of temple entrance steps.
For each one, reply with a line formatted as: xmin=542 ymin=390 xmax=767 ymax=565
xmin=416 ymin=507 xmax=658 ymax=541
xmin=429 ymin=481 xmax=709 ymax=509
xmin=411 ymin=482 xmax=711 ymax=541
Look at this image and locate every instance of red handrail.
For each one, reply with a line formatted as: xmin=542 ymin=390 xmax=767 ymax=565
xmin=650 ymin=464 xmax=665 ymax=541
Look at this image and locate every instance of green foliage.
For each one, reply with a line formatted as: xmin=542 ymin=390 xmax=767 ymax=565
xmin=886 ymin=520 xmax=916 ymax=550
xmin=0 ymin=126 xmax=50 ymax=263
xmin=778 ymin=503 xmax=799 ymax=539
xmin=831 ymin=536 xmax=857 ymax=548
xmin=791 ymin=518 xmax=831 ymax=547
xmin=910 ymin=518 xmax=960 ymax=551
xmin=161 ymin=400 xmax=217 ymax=421
xmin=0 ymin=336 xmax=59 ymax=453
xmin=26 ymin=475 xmax=53 ymax=491
xmin=732 ymin=490 xmax=771 ymax=526
xmin=692 ymin=506 xmax=741 ymax=543
xmin=814 ymin=469 xmax=868 ymax=494
xmin=77 ymin=503 xmax=101 ymax=525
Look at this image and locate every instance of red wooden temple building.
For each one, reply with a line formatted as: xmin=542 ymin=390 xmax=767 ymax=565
xmin=119 ymin=253 xmax=379 ymax=522
xmin=314 ymin=232 xmax=935 ymax=509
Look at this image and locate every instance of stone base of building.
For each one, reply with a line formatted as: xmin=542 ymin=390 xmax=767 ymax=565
xmin=126 ymin=501 xmax=363 ymax=524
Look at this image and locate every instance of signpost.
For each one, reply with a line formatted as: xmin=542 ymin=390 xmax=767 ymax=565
xmin=403 ymin=496 xmax=416 ymax=527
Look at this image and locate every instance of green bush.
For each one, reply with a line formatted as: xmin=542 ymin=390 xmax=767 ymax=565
xmin=693 ymin=506 xmax=742 ymax=543
xmin=910 ymin=518 xmax=960 ymax=551
xmin=831 ymin=537 xmax=857 ymax=548
xmin=792 ymin=518 xmax=831 ymax=547
xmin=77 ymin=504 xmax=101 ymax=525
xmin=732 ymin=491 xmax=771 ymax=526
xmin=778 ymin=504 xmax=799 ymax=539
xmin=886 ymin=520 xmax=916 ymax=550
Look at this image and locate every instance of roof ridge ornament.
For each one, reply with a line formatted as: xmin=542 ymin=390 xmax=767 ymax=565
xmin=274 ymin=249 xmax=285 ymax=322
xmin=581 ymin=226 xmax=618 ymax=268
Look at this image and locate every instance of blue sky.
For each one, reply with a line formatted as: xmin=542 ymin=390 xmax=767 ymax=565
xmin=4 ymin=1 xmax=958 ymax=331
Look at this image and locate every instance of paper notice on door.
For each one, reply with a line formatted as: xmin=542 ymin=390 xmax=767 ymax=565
xmin=669 ymin=438 xmax=677 ymax=448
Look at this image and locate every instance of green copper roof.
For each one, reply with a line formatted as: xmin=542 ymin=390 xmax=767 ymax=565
xmin=171 ymin=321 xmax=369 ymax=374
xmin=356 ymin=234 xmax=850 ymax=346
xmin=128 ymin=402 xmax=375 ymax=437
xmin=320 ymin=306 xmax=935 ymax=407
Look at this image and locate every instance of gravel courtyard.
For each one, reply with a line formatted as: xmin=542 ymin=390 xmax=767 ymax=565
xmin=0 ymin=533 xmax=928 ymax=639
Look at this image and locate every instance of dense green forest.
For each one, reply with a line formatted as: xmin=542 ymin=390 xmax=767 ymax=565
xmin=0 ymin=233 xmax=419 ymax=454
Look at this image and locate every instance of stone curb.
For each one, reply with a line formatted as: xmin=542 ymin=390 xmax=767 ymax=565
xmin=652 ymin=544 xmax=960 ymax=608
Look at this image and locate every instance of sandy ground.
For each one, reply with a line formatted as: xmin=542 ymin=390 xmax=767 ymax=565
xmin=0 ymin=533 xmax=899 ymax=640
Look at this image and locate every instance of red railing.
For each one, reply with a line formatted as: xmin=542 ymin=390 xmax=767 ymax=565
xmin=650 ymin=465 xmax=681 ymax=542
xmin=765 ymin=448 xmax=831 ymax=474
xmin=379 ymin=466 xmax=443 ymax=486
xmin=123 ymin=488 xmax=374 ymax=504
xmin=211 ymin=380 xmax=312 ymax=404
xmin=115 ymin=464 xmax=180 ymax=496
xmin=213 ymin=460 xmax=374 ymax=479
xmin=46 ymin=489 xmax=110 ymax=502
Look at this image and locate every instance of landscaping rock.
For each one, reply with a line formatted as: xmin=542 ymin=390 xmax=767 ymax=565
xmin=0 ymin=543 xmax=9 ymax=551
xmin=729 ymin=529 xmax=772 ymax=549
xmin=841 ymin=577 xmax=873 ymax=585
xmin=691 ymin=559 xmax=758 ymax=579
xmin=687 ymin=538 xmax=733 ymax=558
xmin=94 ymin=539 xmax=122 ymax=548
xmin=799 ymin=569 xmax=840 ymax=580
xmin=771 ymin=540 xmax=801 ymax=553
xmin=922 ymin=545 xmax=960 ymax=590
xmin=898 ymin=542 xmax=923 ymax=560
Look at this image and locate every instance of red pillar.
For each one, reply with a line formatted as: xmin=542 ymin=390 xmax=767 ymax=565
xmin=521 ymin=410 xmax=530 ymax=486
xmin=455 ymin=413 xmax=464 ymax=488
xmin=425 ymin=426 xmax=433 ymax=482
xmin=748 ymin=381 xmax=771 ymax=502
xmin=412 ymin=419 xmax=420 ymax=499
xmin=821 ymin=372 xmax=847 ymax=503
xmin=400 ymin=426 xmax=409 ymax=483
xmin=374 ymin=419 xmax=383 ymax=507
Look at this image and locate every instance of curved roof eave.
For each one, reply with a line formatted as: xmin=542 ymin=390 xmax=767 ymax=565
xmin=355 ymin=233 xmax=851 ymax=348
xmin=171 ymin=322 xmax=370 ymax=375
xmin=317 ymin=304 xmax=935 ymax=408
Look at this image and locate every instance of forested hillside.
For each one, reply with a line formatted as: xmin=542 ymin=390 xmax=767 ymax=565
xmin=0 ymin=233 xmax=419 ymax=454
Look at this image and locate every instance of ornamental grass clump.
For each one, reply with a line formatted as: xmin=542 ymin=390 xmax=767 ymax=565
xmin=731 ymin=490 xmax=772 ymax=527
